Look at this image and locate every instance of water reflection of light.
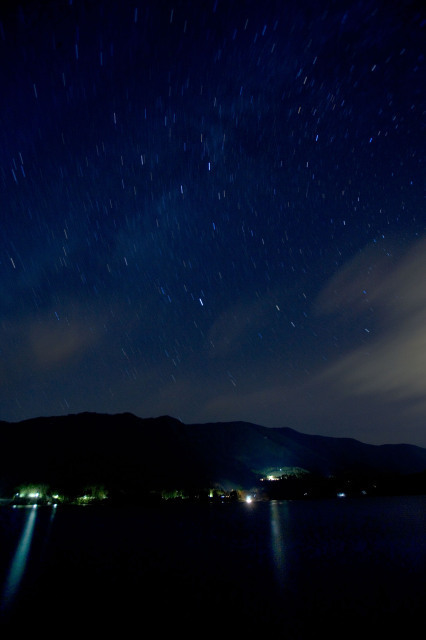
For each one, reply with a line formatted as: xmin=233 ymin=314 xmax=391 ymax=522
xmin=270 ymin=501 xmax=289 ymax=590
xmin=40 ymin=503 xmax=58 ymax=560
xmin=1 ymin=506 xmax=38 ymax=613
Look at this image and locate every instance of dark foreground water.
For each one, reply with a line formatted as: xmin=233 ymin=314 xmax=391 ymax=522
xmin=0 ymin=496 xmax=425 ymax=637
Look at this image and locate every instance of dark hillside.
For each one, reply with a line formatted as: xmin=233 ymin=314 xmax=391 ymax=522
xmin=0 ymin=413 xmax=425 ymax=497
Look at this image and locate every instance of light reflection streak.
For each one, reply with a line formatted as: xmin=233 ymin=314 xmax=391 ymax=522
xmin=1 ymin=506 xmax=38 ymax=613
xmin=269 ymin=501 xmax=288 ymax=590
xmin=40 ymin=504 xmax=57 ymax=561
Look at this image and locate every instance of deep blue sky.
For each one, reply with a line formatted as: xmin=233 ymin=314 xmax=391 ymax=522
xmin=1 ymin=0 xmax=425 ymax=446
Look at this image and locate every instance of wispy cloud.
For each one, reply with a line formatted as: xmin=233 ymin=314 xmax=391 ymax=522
xmin=315 ymin=238 xmax=426 ymax=403
xmin=1 ymin=300 xmax=102 ymax=379
xmin=207 ymin=293 xmax=272 ymax=358
xmin=29 ymin=315 xmax=97 ymax=369
xmin=200 ymin=238 xmax=426 ymax=446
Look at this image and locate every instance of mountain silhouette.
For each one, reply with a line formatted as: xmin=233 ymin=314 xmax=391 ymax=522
xmin=1 ymin=412 xmax=425 ymax=497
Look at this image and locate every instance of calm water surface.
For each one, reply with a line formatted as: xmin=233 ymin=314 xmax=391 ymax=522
xmin=0 ymin=496 xmax=425 ymax=637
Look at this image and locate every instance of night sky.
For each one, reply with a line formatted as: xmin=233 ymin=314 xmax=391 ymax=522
xmin=1 ymin=0 xmax=425 ymax=446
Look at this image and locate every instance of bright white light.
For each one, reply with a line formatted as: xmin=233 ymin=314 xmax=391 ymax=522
xmin=246 ymin=495 xmax=253 ymax=504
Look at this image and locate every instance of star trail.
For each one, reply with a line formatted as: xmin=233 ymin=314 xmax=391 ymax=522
xmin=0 ymin=0 xmax=425 ymax=446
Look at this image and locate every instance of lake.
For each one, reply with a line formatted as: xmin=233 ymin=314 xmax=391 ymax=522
xmin=0 ymin=496 xmax=425 ymax=637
